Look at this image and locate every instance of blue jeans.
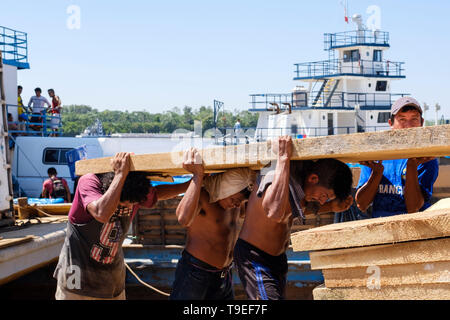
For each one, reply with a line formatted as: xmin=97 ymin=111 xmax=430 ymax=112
xmin=169 ymin=250 xmax=234 ymax=300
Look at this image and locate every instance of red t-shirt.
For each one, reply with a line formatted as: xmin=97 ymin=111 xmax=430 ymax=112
xmin=43 ymin=177 xmax=69 ymax=199
xmin=69 ymin=173 xmax=158 ymax=224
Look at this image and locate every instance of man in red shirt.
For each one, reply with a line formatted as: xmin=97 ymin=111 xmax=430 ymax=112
xmin=53 ymin=152 xmax=190 ymax=300
xmin=42 ymin=167 xmax=72 ymax=203
xmin=48 ymin=89 xmax=62 ymax=137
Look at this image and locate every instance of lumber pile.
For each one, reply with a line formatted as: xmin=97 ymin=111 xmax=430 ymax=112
xmin=75 ymin=125 xmax=450 ymax=176
xmin=290 ymin=199 xmax=450 ymax=300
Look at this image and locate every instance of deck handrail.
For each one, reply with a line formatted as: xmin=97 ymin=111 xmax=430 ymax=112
xmin=324 ymin=30 xmax=390 ymax=50
xmin=0 ymin=25 xmax=29 ymax=69
xmin=294 ymin=58 xmax=404 ymax=79
xmin=6 ymin=104 xmax=63 ymax=137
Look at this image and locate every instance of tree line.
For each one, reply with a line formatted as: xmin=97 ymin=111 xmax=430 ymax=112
xmin=61 ymin=105 xmax=259 ymax=137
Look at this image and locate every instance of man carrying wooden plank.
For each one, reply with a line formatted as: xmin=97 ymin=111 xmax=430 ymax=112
xmin=170 ymin=148 xmax=256 ymax=300
xmin=53 ymin=152 xmax=189 ymax=300
xmin=233 ymin=136 xmax=354 ymax=300
xmin=355 ymin=97 xmax=439 ymax=218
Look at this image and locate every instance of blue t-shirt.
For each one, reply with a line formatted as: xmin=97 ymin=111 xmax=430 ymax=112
xmin=357 ymin=159 xmax=439 ymax=218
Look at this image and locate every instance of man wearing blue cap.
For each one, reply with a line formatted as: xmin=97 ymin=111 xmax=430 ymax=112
xmin=355 ymin=97 xmax=439 ymax=218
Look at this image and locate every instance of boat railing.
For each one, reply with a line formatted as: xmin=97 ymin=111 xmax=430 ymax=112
xmin=324 ymin=30 xmax=390 ymax=50
xmin=0 ymin=25 xmax=29 ymax=69
xmin=249 ymin=92 xmax=409 ymax=110
xmin=6 ymin=104 xmax=63 ymax=137
xmin=294 ymin=58 xmax=405 ymax=79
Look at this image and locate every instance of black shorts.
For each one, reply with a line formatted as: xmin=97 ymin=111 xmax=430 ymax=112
xmin=233 ymin=238 xmax=288 ymax=300
xmin=169 ymin=250 xmax=234 ymax=300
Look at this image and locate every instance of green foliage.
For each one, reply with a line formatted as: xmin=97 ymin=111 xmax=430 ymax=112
xmin=60 ymin=105 xmax=258 ymax=137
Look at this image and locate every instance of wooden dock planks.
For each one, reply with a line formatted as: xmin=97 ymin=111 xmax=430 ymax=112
xmin=291 ymin=199 xmax=450 ymax=300
xmin=75 ymin=124 xmax=450 ymax=176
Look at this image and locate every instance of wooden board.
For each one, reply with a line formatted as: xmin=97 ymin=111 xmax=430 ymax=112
xmin=322 ymin=261 xmax=450 ymax=288
xmin=75 ymin=124 xmax=450 ymax=176
xmin=291 ymin=207 xmax=450 ymax=252
xmin=309 ymin=237 xmax=450 ymax=270
xmin=312 ymin=283 xmax=450 ymax=300
xmin=0 ymin=235 xmax=35 ymax=250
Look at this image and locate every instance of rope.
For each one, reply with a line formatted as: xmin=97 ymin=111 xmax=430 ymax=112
xmin=124 ymin=262 xmax=170 ymax=297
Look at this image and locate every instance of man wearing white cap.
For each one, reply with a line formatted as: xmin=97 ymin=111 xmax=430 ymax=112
xmin=355 ymin=96 xmax=439 ymax=218
xmin=170 ymin=148 xmax=256 ymax=300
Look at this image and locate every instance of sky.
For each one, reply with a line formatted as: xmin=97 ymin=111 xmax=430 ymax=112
xmin=1 ymin=0 xmax=449 ymax=120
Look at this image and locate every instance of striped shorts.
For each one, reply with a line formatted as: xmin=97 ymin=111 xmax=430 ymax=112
xmin=233 ymin=238 xmax=288 ymax=300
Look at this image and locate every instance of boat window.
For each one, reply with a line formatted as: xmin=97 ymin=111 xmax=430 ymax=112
xmin=59 ymin=149 xmax=71 ymax=165
xmin=377 ymin=112 xmax=391 ymax=123
xmin=43 ymin=148 xmax=74 ymax=165
xmin=376 ymin=81 xmax=387 ymax=91
xmin=343 ymin=50 xmax=360 ymax=62
xmin=373 ymin=50 xmax=382 ymax=62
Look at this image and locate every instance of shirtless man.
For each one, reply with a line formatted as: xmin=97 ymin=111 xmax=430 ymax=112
xmin=170 ymin=148 xmax=255 ymax=300
xmin=234 ymin=136 xmax=354 ymax=300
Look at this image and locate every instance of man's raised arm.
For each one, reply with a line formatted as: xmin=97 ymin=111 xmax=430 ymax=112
xmin=176 ymin=148 xmax=204 ymax=227
xmin=261 ymin=136 xmax=292 ymax=223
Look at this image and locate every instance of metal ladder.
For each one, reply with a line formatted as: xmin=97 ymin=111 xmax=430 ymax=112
xmin=0 ymin=50 xmax=15 ymax=226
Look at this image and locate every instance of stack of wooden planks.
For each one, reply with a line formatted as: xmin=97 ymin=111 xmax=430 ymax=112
xmin=290 ymin=199 xmax=450 ymax=300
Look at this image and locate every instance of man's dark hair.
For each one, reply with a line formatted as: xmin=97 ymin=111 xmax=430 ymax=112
xmin=96 ymin=171 xmax=150 ymax=203
xmin=390 ymin=105 xmax=423 ymax=124
xmin=48 ymin=89 xmax=54 ymax=93
xmin=48 ymin=167 xmax=57 ymax=176
xmin=295 ymin=159 xmax=352 ymax=201
xmin=35 ymin=87 xmax=42 ymax=93
xmin=239 ymin=187 xmax=252 ymax=199
xmin=18 ymin=85 xmax=23 ymax=90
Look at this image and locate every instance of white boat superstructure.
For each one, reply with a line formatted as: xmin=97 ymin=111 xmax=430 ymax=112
xmin=248 ymin=16 xmax=407 ymax=142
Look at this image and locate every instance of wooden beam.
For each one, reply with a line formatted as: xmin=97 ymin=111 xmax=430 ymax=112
xmin=312 ymin=283 xmax=450 ymax=300
xmin=322 ymin=261 xmax=450 ymax=288
xmin=75 ymin=124 xmax=450 ymax=176
xmin=309 ymin=237 xmax=450 ymax=270
xmin=291 ymin=207 xmax=450 ymax=252
xmin=0 ymin=235 xmax=35 ymax=250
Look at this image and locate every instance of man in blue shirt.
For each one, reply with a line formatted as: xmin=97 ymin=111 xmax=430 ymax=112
xmin=355 ymin=97 xmax=439 ymax=218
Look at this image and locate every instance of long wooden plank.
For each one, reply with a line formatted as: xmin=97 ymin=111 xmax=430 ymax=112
xmin=0 ymin=235 xmax=35 ymax=250
xmin=322 ymin=261 xmax=450 ymax=288
xmin=291 ymin=207 xmax=450 ymax=252
xmin=75 ymin=124 xmax=450 ymax=176
xmin=312 ymin=283 xmax=450 ymax=300
xmin=309 ymin=237 xmax=450 ymax=270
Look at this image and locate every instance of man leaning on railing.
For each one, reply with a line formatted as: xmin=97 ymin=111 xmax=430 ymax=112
xmin=28 ymin=87 xmax=51 ymax=132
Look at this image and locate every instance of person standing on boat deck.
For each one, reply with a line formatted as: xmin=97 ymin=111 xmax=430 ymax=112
xmin=53 ymin=152 xmax=190 ymax=300
xmin=48 ymin=89 xmax=62 ymax=137
xmin=170 ymin=148 xmax=256 ymax=300
xmin=17 ymin=85 xmax=28 ymax=133
xmin=27 ymin=87 xmax=51 ymax=131
xmin=234 ymin=136 xmax=353 ymax=300
xmin=42 ymin=167 xmax=71 ymax=203
xmin=355 ymin=97 xmax=439 ymax=218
